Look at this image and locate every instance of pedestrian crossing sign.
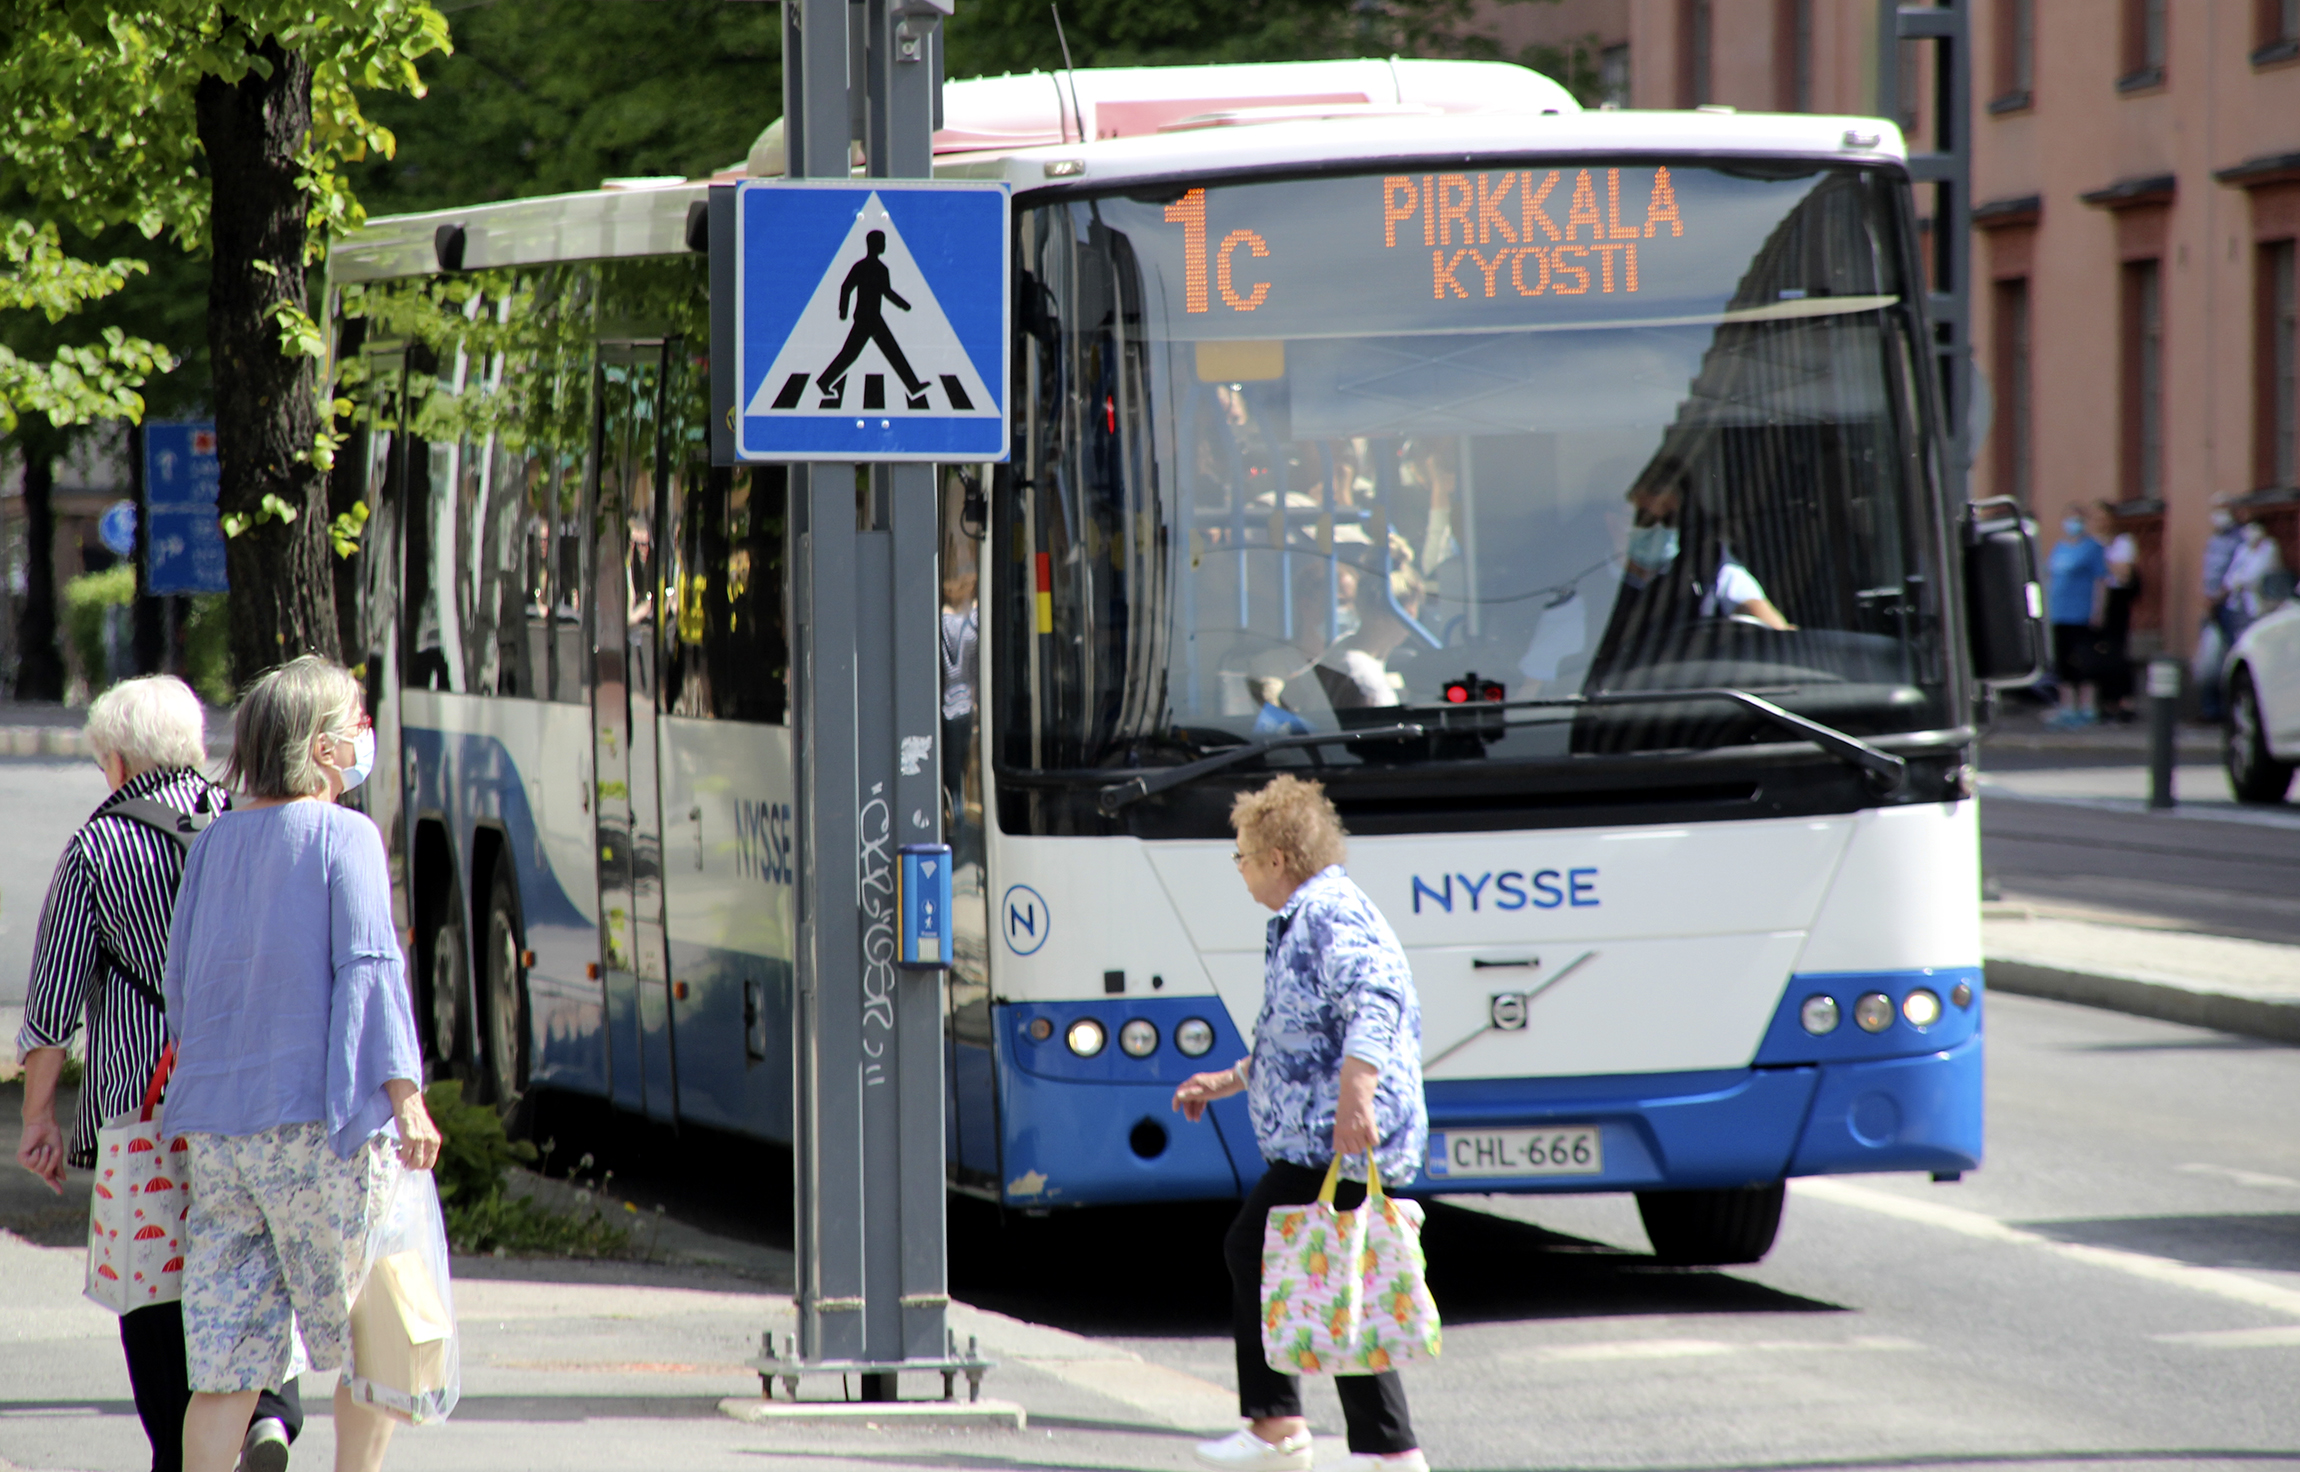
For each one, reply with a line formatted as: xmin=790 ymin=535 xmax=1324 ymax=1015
xmin=734 ymin=178 xmax=1010 ymax=462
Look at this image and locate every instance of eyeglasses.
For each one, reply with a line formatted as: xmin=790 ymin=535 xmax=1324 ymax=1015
xmin=1232 ymin=849 xmax=1263 ymax=867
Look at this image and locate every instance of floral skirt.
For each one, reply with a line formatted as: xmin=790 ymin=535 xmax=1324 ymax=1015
xmin=181 ymin=1123 xmax=396 ymax=1393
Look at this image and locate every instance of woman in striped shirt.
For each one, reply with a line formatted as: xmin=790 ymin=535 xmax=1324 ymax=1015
xmin=14 ymin=675 xmax=304 ymax=1472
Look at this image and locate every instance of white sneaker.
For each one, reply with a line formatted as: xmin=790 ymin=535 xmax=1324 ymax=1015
xmin=236 ymin=1416 xmax=290 ymax=1472
xmin=1325 ymin=1452 xmax=1430 ymax=1472
xmin=1193 ymin=1427 xmax=1315 ymax=1471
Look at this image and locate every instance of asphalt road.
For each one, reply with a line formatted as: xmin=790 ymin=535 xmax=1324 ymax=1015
xmin=510 ymin=993 xmax=2300 ymax=1472
xmin=0 ymin=757 xmax=111 ymax=1007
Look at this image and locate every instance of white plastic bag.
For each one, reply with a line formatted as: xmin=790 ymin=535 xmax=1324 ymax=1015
xmin=344 ymin=1170 xmax=459 ymax=1424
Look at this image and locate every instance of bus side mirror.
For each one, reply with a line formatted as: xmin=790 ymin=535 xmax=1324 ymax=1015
xmin=1962 ymin=497 xmax=2045 ymax=687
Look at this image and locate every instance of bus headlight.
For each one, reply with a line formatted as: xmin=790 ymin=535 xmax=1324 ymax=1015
xmin=1119 ymin=1019 xmax=1158 ymax=1057
xmin=1066 ymin=1018 xmax=1106 ymax=1057
xmin=1901 ymin=988 xmax=1942 ymax=1028
xmin=1175 ymin=1018 xmax=1216 ymax=1057
xmin=1799 ymin=994 xmax=1840 ymax=1035
xmin=1853 ymin=992 xmax=1895 ymax=1033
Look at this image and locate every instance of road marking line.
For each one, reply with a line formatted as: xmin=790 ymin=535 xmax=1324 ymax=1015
xmin=1794 ymin=1177 xmax=2300 ymax=1320
xmin=2154 ymin=1325 xmax=2300 ymax=1349
xmin=2178 ymin=1162 xmax=2300 ymax=1190
xmin=1539 ymin=1335 xmax=1919 ymax=1363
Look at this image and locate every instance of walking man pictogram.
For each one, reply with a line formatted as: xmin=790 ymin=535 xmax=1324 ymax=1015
xmin=819 ymin=230 xmax=932 ymax=409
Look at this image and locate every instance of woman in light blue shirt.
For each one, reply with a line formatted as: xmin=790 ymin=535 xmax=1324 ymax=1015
xmin=165 ymin=656 xmax=439 ymax=1472
xmin=1174 ymin=775 xmax=1429 ymax=1472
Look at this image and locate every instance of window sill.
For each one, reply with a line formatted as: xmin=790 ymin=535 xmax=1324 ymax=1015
xmin=1986 ymin=90 xmax=2032 ymax=115
xmin=2115 ymin=66 xmax=2165 ymax=94
xmin=2252 ymin=39 xmax=2300 ymax=68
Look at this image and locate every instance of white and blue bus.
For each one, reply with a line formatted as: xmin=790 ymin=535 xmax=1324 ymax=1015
xmin=327 ymin=57 xmax=2032 ymax=1264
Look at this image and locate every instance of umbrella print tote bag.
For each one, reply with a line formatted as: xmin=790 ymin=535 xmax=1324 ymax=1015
xmin=86 ymin=1045 xmax=187 ymax=1315
xmin=1259 ymin=1156 xmax=1371 ymax=1376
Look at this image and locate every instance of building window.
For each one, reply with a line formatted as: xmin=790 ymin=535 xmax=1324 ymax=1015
xmin=1897 ymin=38 xmax=1922 ymax=134
xmin=2256 ymin=0 xmax=2300 ymax=65
xmin=2263 ymin=240 xmax=2299 ymax=489
xmin=2120 ymin=0 xmax=2168 ymax=90
xmin=2124 ymin=259 xmax=2165 ymax=500
xmin=1994 ymin=278 xmax=2034 ymax=506
xmin=1599 ymin=44 xmax=1630 ymax=108
xmin=1777 ymin=0 xmax=1814 ymax=111
xmin=1991 ymin=0 xmax=2036 ymax=111
xmin=1681 ymin=0 xmax=1712 ymax=107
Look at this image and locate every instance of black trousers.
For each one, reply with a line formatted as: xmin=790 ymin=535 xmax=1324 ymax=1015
xmin=1224 ymin=1161 xmax=1417 ymax=1455
xmin=119 ymin=1301 xmax=303 ymax=1472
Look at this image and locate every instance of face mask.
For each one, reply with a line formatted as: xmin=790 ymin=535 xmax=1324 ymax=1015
xmin=2062 ymin=517 xmax=2086 ymax=538
xmin=2212 ymin=510 xmax=2236 ymax=532
xmin=2244 ymin=522 xmax=2267 ymax=544
xmin=1626 ymin=522 xmax=1680 ymax=570
xmin=339 ymin=727 xmax=375 ymax=793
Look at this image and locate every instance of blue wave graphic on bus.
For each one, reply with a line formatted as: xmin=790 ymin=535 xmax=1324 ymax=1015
xmin=1410 ymin=869 xmax=1600 ymax=913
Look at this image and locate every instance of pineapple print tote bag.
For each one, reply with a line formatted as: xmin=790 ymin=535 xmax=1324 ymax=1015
xmin=1259 ymin=1157 xmax=1370 ymax=1377
xmin=1352 ymin=1166 xmax=1441 ymax=1374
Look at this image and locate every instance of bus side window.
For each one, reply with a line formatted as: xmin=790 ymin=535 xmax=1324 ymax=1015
xmin=662 ymin=464 xmax=787 ymax=724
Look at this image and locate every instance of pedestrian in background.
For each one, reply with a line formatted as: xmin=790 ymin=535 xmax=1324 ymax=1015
xmin=2045 ymin=502 xmax=2109 ymax=730
xmin=2228 ymin=516 xmax=2287 ymax=627
xmin=11 ymin=675 xmax=306 ymax=1472
xmin=2088 ymin=501 xmax=2139 ymax=723
xmin=2199 ymin=497 xmax=2247 ymax=719
xmin=1173 ymin=775 xmax=1430 ymax=1472
xmin=161 ymin=656 xmax=440 ymax=1472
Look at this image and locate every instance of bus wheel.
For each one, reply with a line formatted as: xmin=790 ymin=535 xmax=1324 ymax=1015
xmin=2226 ymin=674 xmax=2294 ymax=804
xmin=427 ymin=903 xmax=472 ymax=1083
xmin=1636 ymin=1182 xmax=1786 ymax=1265
xmin=480 ymin=859 xmax=530 ymax=1114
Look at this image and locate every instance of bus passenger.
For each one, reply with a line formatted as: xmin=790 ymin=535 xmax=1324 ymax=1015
xmin=1173 ymin=775 xmax=1429 ymax=1472
xmin=1314 ymin=562 xmax=1427 ymax=709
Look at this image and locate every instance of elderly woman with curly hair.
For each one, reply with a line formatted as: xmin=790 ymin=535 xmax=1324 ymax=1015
xmin=163 ymin=656 xmax=440 ymax=1472
xmin=1174 ymin=775 xmax=1429 ymax=1472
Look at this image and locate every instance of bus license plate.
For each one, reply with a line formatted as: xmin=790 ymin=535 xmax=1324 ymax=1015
xmin=1428 ymin=1127 xmax=1602 ymax=1178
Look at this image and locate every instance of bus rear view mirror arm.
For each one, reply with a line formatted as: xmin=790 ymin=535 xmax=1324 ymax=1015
xmin=1096 ymin=724 xmax=1426 ymax=814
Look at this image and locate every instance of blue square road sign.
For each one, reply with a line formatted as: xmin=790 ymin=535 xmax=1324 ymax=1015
xmin=734 ymin=178 xmax=1010 ymax=463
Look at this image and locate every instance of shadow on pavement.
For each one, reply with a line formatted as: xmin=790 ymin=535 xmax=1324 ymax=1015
xmin=2016 ymin=1213 xmax=2300 ymax=1274
xmin=944 ymin=1194 xmax=1837 ymax=1337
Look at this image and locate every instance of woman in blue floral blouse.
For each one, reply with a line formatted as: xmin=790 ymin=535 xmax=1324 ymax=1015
xmin=1174 ymin=775 xmax=1429 ymax=1472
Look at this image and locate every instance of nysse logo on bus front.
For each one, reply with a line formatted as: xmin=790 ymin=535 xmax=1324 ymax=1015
xmin=1158 ymin=166 xmax=1686 ymax=316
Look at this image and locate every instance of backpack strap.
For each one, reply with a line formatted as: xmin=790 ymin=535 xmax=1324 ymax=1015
xmin=86 ymin=790 xmax=214 ymax=1015
xmin=97 ymin=795 xmax=214 ymax=855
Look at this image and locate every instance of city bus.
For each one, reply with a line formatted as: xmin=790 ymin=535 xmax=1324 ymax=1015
xmin=325 ymin=56 xmax=2035 ymax=1265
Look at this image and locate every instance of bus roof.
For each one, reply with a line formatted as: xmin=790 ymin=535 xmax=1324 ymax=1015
xmin=330 ymin=58 xmax=1907 ymax=284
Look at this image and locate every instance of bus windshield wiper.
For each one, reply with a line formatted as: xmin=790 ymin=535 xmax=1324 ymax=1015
xmin=1488 ymin=687 xmax=1906 ymax=794
xmin=1097 ymin=724 xmax=1426 ymax=814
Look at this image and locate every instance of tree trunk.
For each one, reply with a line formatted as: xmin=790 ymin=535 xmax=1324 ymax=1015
xmin=12 ymin=440 xmax=64 ymax=700
xmin=196 ymin=37 xmax=339 ymax=685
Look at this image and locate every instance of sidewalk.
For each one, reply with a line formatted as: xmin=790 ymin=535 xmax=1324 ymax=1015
xmin=0 ymin=700 xmax=233 ymax=760
xmin=0 ymin=1136 xmax=1240 ymax=1472
xmin=1984 ymin=905 xmax=2300 ymax=1045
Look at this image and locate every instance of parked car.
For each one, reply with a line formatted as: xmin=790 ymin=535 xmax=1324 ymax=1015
xmin=2223 ymin=571 xmax=2300 ymax=803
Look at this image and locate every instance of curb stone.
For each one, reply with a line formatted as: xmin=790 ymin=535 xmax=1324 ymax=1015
xmin=1986 ymin=959 xmax=2300 ymax=1047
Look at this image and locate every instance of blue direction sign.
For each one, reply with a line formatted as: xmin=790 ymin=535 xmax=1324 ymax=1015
xmin=145 ymin=421 xmax=227 ymax=595
xmin=734 ymin=178 xmax=1009 ymax=463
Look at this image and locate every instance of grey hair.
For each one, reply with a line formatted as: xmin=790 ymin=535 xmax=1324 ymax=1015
xmin=223 ymin=656 xmax=363 ymax=800
xmin=84 ymin=676 xmax=208 ymax=776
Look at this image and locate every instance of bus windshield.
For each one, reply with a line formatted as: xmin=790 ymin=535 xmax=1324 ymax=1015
xmin=1000 ymin=160 xmax=1950 ymax=792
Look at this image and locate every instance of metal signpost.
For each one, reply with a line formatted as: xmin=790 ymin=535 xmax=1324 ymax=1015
xmin=714 ymin=0 xmax=1008 ymax=1403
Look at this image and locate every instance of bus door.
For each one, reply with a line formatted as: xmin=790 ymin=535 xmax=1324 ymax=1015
xmin=349 ymin=348 xmax=411 ymax=943
xmin=589 ymin=344 xmax=678 ymax=1124
xmin=939 ymin=472 xmax=999 ymax=1191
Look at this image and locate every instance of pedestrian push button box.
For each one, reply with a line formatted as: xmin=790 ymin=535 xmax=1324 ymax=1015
xmin=898 ymin=843 xmax=953 ymax=969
